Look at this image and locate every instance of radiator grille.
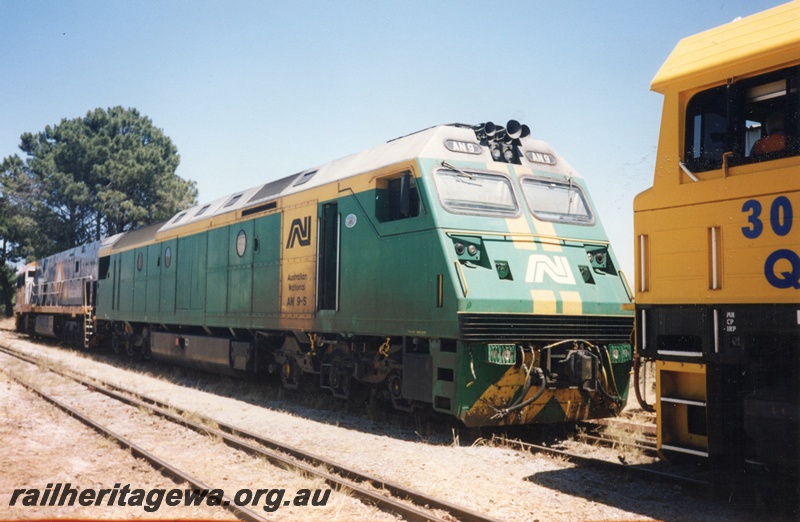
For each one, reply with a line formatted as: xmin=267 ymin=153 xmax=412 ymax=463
xmin=459 ymin=314 xmax=633 ymax=343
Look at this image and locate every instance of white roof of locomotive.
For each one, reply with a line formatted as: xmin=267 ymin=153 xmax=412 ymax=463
xmin=158 ymin=123 xmax=577 ymax=234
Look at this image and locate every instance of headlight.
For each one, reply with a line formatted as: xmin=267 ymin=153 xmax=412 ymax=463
xmin=452 ymin=236 xmax=481 ymax=261
xmin=490 ymin=143 xmax=502 ymax=161
xmin=502 ymin=144 xmax=514 ymax=162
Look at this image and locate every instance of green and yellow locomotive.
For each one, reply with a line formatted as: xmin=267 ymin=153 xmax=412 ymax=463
xmin=17 ymin=120 xmax=634 ymax=427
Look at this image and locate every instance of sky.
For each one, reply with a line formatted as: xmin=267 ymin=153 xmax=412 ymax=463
xmin=0 ymin=0 xmax=788 ymax=277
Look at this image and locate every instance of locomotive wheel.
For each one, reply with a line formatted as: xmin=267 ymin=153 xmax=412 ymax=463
xmin=338 ymin=372 xmax=351 ymax=399
xmin=328 ymin=361 xmax=351 ymax=400
xmin=139 ymin=328 xmax=152 ymax=361
xmin=388 ymin=372 xmax=414 ymax=412
xmin=140 ymin=340 xmax=152 ymax=361
xmin=111 ymin=333 xmax=124 ymax=355
xmin=328 ymin=364 xmax=341 ymax=390
xmin=281 ymin=359 xmax=301 ymax=390
xmin=388 ymin=373 xmax=402 ymax=400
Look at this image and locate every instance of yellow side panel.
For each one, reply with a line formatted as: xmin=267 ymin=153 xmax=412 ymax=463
xmin=337 ymin=160 xmax=420 ymax=193
xmin=635 ymin=191 xmax=799 ymax=306
xmin=279 ymin=201 xmax=317 ymax=326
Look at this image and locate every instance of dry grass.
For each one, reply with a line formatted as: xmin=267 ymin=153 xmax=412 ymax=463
xmin=181 ymin=409 xmax=218 ymax=429
xmin=598 ymin=423 xmax=648 ymax=463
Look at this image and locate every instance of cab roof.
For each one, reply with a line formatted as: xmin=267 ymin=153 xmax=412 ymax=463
xmin=651 ymin=2 xmax=800 ymax=93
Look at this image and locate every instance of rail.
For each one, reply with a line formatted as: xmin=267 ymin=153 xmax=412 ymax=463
xmin=0 ymin=364 xmax=269 ymax=522
xmin=0 ymin=342 xmax=499 ymax=522
xmin=486 ymin=433 xmax=713 ymax=489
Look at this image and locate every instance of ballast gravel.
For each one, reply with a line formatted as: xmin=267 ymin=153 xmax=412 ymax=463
xmin=0 ymin=320 xmax=765 ymax=521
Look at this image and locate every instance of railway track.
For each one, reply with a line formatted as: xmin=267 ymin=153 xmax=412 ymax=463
xmin=575 ymin=418 xmax=658 ymax=456
xmin=3 ymin=367 xmax=269 ymax=522
xmin=0 ymin=342 xmax=498 ymax=522
xmin=6 ymin=331 xmax=788 ymax=521
xmin=487 ymin=430 xmax=714 ymax=490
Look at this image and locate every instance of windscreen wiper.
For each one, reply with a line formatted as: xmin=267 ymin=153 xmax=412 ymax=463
xmin=441 ymin=161 xmax=475 ymax=180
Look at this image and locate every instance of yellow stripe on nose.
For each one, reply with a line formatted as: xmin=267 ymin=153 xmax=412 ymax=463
xmin=559 ymin=290 xmax=583 ymax=315
xmin=505 ymin=216 xmax=538 ymax=250
xmin=532 ymin=218 xmax=563 ymax=252
xmin=531 ymin=289 xmax=557 ymax=314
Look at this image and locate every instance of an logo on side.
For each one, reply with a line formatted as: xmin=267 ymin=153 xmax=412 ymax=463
xmin=286 ymin=216 xmax=312 ymax=249
xmin=525 ymin=254 xmax=576 ymax=285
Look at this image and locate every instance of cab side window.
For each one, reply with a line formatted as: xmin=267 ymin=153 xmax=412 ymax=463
xmin=375 ymin=171 xmax=420 ymax=222
xmin=684 ymin=65 xmax=799 ymax=172
xmin=685 ymin=85 xmax=729 ymax=172
xmin=745 ymin=79 xmax=789 ymax=160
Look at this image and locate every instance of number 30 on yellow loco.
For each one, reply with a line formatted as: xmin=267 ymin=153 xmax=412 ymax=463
xmin=17 ymin=120 xmax=634 ymax=427
xmin=635 ymin=3 xmax=800 ymax=473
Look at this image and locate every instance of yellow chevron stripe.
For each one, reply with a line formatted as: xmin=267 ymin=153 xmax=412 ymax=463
xmin=505 ymin=216 xmax=537 ymax=250
xmin=532 ymin=218 xmax=563 ymax=252
xmin=531 ymin=289 xmax=557 ymax=314
xmin=559 ymin=290 xmax=583 ymax=315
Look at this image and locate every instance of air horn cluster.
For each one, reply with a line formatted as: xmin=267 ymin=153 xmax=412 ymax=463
xmin=473 ymin=120 xmax=530 ymax=163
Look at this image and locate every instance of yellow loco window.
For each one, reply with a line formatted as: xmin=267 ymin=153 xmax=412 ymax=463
xmin=684 ymin=65 xmax=799 ymax=173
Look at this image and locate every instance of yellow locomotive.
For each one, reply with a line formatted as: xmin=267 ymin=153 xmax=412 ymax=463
xmin=635 ymin=2 xmax=800 ymax=474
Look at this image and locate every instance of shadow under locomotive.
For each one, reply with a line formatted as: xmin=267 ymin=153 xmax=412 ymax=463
xmin=526 ymin=457 xmax=799 ymax=522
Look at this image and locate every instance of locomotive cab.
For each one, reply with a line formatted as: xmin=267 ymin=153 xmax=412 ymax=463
xmin=407 ymin=123 xmax=635 ymax=426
